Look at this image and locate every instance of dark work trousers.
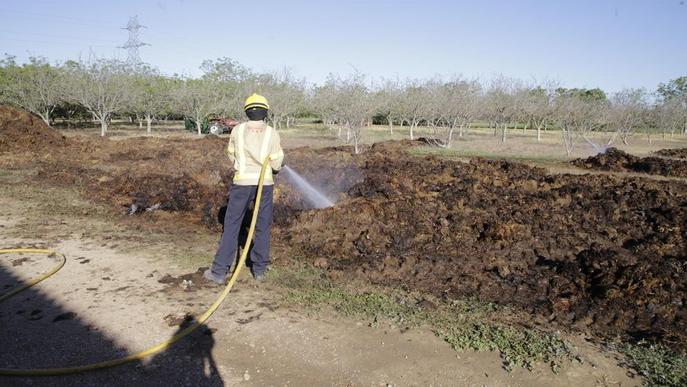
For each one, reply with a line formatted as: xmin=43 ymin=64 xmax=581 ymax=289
xmin=211 ymin=184 xmax=274 ymax=276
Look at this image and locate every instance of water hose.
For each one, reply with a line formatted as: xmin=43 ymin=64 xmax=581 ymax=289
xmin=0 ymin=158 xmax=271 ymax=376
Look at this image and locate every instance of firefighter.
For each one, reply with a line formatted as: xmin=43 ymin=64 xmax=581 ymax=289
xmin=204 ymin=93 xmax=284 ymax=283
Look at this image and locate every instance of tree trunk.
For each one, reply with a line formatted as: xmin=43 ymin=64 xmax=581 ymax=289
xmin=562 ymin=130 xmax=573 ymax=156
xmin=409 ymin=123 xmax=415 ymax=140
xmin=537 ymin=124 xmax=542 ymax=142
xmin=388 ymin=116 xmax=393 ymax=134
xmin=40 ymin=108 xmax=51 ymax=127
xmin=446 ymin=127 xmax=454 ymax=148
xmin=501 ymin=123 xmax=507 ymax=143
xmin=100 ymin=116 xmax=108 ymax=137
xmin=146 ymin=114 xmax=153 ymax=133
xmin=523 ymin=122 xmax=528 ymax=134
xmin=196 ymin=119 xmax=202 ymax=135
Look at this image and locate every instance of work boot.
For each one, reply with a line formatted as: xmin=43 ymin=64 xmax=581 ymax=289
xmin=203 ymin=269 xmax=225 ymax=286
xmin=252 ymin=271 xmax=266 ymax=282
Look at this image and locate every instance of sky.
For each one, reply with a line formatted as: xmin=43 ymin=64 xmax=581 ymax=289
xmin=1 ymin=0 xmax=685 ymax=92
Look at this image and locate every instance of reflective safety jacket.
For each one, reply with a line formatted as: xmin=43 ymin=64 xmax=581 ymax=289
xmin=227 ymin=120 xmax=284 ymax=186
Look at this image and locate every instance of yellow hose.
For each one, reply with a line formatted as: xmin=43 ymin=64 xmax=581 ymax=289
xmin=0 ymin=158 xmax=271 ymax=376
xmin=0 ymin=249 xmax=66 ymax=304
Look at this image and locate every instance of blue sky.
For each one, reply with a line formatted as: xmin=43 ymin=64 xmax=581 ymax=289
xmin=1 ymin=0 xmax=685 ymax=92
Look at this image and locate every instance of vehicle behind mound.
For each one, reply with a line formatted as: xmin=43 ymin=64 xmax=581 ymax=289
xmin=184 ymin=116 xmax=240 ymax=135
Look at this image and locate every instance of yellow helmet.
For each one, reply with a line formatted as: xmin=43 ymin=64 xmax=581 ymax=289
xmin=244 ymin=93 xmax=269 ymax=111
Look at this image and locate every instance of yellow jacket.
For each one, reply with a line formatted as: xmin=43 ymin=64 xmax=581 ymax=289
xmin=227 ymin=120 xmax=284 ymax=186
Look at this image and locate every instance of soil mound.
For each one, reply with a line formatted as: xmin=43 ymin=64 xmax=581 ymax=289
xmin=654 ymin=147 xmax=687 ymax=159
xmin=286 ymin=148 xmax=687 ymax=348
xmin=3 ymin=134 xmax=686 ymax=349
xmin=0 ymin=105 xmax=67 ymax=152
xmin=572 ymin=147 xmax=687 ymax=178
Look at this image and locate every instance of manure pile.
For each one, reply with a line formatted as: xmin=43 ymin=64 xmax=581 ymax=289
xmin=573 ymin=147 xmax=687 ymax=178
xmin=1 ymin=106 xmax=685 ymax=349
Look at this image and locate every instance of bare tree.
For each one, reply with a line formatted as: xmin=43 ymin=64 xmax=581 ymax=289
xmin=425 ymin=77 xmax=481 ymax=147
xmin=523 ymin=84 xmax=556 ymax=142
xmin=554 ymin=93 xmax=607 ymax=155
xmin=200 ymin=57 xmax=252 ymax=122
xmin=129 ymin=66 xmax=172 ymax=133
xmin=0 ymin=56 xmax=62 ymax=126
xmin=259 ymin=69 xmax=306 ymax=129
xmin=422 ymin=79 xmax=444 ymax=144
xmin=657 ymin=76 xmax=687 ymax=135
xmin=484 ymin=77 xmax=521 ymax=143
xmin=376 ymin=78 xmax=403 ymax=134
xmin=654 ymin=99 xmax=686 ymax=138
xmin=62 ymin=59 xmax=132 ymax=136
xmin=608 ymin=88 xmax=649 ymax=145
xmin=312 ymin=79 xmax=339 ymax=132
xmin=171 ymin=77 xmax=224 ymax=135
xmin=454 ymin=79 xmax=482 ymax=140
xmin=397 ymin=80 xmax=426 ymax=140
xmin=330 ymin=73 xmax=373 ymax=154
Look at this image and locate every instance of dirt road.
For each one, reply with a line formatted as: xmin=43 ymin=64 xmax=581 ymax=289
xmin=0 ymin=171 xmax=639 ymax=386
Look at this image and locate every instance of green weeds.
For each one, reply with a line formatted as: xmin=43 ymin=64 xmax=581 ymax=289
xmin=619 ymin=341 xmax=687 ymax=387
xmin=269 ymin=263 xmax=573 ymax=372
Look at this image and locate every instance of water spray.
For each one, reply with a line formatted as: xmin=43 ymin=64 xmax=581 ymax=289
xmin=281 ymin=166 xmax=334 ymax=209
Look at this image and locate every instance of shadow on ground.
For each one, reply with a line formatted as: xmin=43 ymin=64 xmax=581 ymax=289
xmin=0 ymin=261 xmax=225 ymax=386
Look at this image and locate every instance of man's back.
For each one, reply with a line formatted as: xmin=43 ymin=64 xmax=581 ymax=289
xmin=228 ymin=120 xmax=283 ymax=186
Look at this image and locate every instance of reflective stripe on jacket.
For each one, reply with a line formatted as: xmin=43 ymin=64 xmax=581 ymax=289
xmin=227 ymin=120 xmax=284 ymax=186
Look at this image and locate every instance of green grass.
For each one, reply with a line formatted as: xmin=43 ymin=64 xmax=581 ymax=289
xmin=269 ymin=263 xmax=573 ymax=372
xmin=618 ymin=341 xmax=687 ymax=387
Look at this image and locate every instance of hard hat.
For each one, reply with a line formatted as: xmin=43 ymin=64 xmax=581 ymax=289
xmin=244 ymin=93 xmax=269 ymax=111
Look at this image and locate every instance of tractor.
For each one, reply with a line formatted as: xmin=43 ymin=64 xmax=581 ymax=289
xmin=184 ymin=115 xmax=240 ymax=135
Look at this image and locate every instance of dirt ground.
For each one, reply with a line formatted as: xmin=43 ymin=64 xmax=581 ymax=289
xmin=0 ymin=171 xmax=638 ymax=386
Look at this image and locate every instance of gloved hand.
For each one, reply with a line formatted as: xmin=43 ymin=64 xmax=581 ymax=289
xmin=273 ymin=162 xmax=285 ymax=175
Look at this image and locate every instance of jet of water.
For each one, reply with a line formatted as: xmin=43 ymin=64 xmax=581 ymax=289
xmin=583 ymin=137 xmax=609 ymax=155
xmin=281 ymin=166 xmax=334 ymax=209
